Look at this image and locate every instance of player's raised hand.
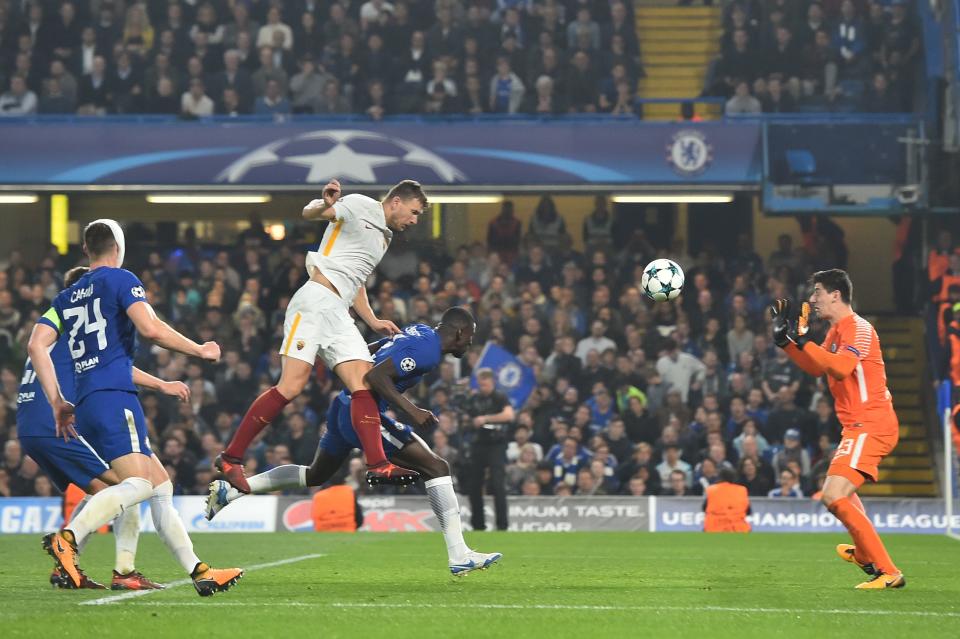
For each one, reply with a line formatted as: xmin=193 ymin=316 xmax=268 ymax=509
xmin=53 ymin=398 xmax=78 ymax=443
xmin=161 ymin=380 xmax=191 ymax=402
xmin=322 ymin=179 xmax=341 ymax=206
xmin=769 ymin=298 xmax=794 ymax=348
xmin=370 ymin=318 xmax=401 ymax=336
xmin=199 ymin=341 xmax=222 ymax=362
xmin=769 ymin=298 xmax=791 ymax=319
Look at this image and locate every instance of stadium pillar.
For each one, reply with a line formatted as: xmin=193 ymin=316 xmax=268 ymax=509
xmin=50 ymin=194 xmax=69 ymax=255
xmin=432 ymin=203 xmax=442 ymax=239
xmin=675 ymin=203 xmax=688 ymax=251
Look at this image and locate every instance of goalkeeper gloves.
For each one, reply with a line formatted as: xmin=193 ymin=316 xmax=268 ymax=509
xmin=770 ymin=299 xmax=811 ymax=349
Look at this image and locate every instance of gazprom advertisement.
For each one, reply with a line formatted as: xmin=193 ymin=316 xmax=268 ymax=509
xmin=3 ymin=496 xmax=958 ymax=534
xmin=0 ymin=119 xmax=761 ymax=185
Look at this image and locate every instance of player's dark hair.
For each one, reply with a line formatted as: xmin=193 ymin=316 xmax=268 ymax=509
xmin=83 ymin=222 xmax=117 ymax=259
xmin=718 ymin=466 xmax=738 ymax=483
xmin=438 ymin=306 xmax=475 ymax=331
xmin=64 ymin=266 xmax=89 ymax=288
xmin=810 ymin=269 xmax=852 ymax=304
xmin=386 ymin=179 xmax=428 ymax=208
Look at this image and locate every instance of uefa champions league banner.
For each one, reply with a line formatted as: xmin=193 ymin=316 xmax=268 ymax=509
xmin=0 ymin=118 xmax=761 ymax=185
xmin=655 ymin=497 xmax=960 ymax=534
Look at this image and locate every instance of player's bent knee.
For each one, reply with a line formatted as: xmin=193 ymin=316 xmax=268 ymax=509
xmin=98 ymin=470 xmax=120 ymax=487
xmin=420 ymin=456 xmax=450 ymax=480
xmin=87 ymin=477 xmax=111 ymax=494
xmin=278 ymin=358 xmax=313 ymax=398
xmin=821 ymin=490 xmax=840 ymax=508
xmin=276 ymin=372 xmax=309 ymax=399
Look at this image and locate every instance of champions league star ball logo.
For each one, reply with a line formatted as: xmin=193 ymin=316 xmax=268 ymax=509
xmin=216 ymin=129 xmax=466 ymax=184
xmin=666 ymin=130 xmax=713 ymax=177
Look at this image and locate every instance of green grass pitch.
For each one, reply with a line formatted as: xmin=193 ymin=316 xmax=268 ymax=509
xmin=1 ymin=532 xmax=959 ymax=638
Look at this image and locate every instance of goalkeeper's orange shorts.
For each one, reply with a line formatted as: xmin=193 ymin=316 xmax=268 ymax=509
xmin=827 ymin=422 xmax=899 ymax=487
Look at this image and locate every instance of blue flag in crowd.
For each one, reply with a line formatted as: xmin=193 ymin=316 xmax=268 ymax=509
xmin=470 ymin=343 xmax=536 ymax=408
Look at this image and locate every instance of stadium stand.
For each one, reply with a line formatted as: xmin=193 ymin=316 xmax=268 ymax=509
xmin=0 ymin=0 xmax=920 ymax=119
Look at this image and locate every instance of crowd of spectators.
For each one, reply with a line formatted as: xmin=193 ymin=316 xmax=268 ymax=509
xmin=1 ymin=196 xmax=853 ymax=501
xmin=707 ymin=0 xmax=919 ymax=115
xmin=0 ymin=0 xmax=644 ymax=118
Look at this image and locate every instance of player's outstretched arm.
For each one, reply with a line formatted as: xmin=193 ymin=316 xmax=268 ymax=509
xmin=26 ymin=322 xmax=77 ymax=441
xmin=353 ymin=286 xmax=400 ymax=335
xmin=126 ymin=301 xmax=220 ymax=362
xmin=782 ymin=343 xmax=826 ymax=377
xmin=797 ymin=343 xmax=858 ymax=380
xmin=302 ymin=179 xmax=341 ymax=221
xmin=132 ymin=367 xmax=191 ymax=402
xmin=364 ymin=359 xmax=438 ymax=429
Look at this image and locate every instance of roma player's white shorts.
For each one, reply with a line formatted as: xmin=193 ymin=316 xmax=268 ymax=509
xmin=279 ymin=281 xmax=373 ymax=368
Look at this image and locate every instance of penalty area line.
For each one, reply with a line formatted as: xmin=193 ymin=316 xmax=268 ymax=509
xmin=118 ymin=601 xmax=960 ymax=618
xmin=78 ymin=553 xmax=325 ymax=606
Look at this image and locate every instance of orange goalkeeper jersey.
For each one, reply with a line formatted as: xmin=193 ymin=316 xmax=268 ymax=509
xmin=821 ymin=313 xmax=895 ymax=426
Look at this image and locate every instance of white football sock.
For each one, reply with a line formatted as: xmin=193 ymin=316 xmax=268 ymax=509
xmin=66 ymin=477 xmax=152 ymax=544
xmin=113 ymin=502 xmax=140 ymax=574
xmin=425 ymin=476 xmax=469 ymax=563
xmin=69 ymin=495 xmax=92 ymax=554
xmin=245 ymin=465 xmax=307 ymax=497
xmin=150 ymin=480 xmax=200 ymax=575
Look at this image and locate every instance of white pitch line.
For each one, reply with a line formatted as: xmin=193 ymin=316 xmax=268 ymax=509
xmin=79 ymin=553 xmax=325 ymax=606
xmin=118 ymin=601 xmax=960 ymax=619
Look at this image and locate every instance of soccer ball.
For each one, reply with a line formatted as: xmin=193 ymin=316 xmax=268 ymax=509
xmin=641 ymin=259 xmax=685 ymax=302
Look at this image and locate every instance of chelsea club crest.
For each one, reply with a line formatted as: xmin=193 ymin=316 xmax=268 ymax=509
xmin=666 ymin=130 xmax=713 ymax=177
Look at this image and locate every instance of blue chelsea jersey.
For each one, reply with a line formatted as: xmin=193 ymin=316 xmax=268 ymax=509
xmin=343 ymin=323 xmax=443 ymax=410
xmin=39 ymin=267 xmax=145 ymax=404
xmin=16 ymin=337 xmax=76 ymax=437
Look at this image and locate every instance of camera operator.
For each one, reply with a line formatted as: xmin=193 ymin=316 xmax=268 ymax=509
xmin=463 ymin=368 xmax=515 ymax=531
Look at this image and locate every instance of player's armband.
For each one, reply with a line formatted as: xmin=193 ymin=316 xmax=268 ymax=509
xmin=40 ymin=307 xmax=62 ymax=334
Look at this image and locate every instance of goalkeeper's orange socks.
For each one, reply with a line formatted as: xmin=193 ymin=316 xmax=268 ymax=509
xmin=829 ymin=496 xmax=898 ymax=575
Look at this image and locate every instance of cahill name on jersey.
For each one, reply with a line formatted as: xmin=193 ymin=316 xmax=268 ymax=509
xmin=305 ymin=193 xmax=393 ymax=304
xmin=822 ymin=313 xmax=896 ymax=427
xmin=39 ymin=267 xmax=145 ymax=404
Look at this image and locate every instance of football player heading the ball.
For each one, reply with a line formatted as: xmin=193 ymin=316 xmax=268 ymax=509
xmin=207 ymin=307 xmax=503 ymax=576
xmin=217 ymin=179 xmax=429 ymax=492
